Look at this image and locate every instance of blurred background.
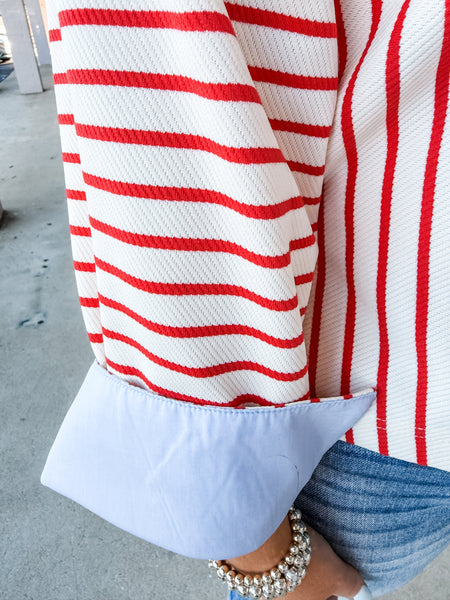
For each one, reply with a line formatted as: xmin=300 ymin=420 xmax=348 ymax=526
xmin=0 ymin=1 xmax=449 ymax=598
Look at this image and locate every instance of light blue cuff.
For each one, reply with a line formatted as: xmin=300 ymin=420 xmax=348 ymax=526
xmin=41 ymin=360 xmax=375 ymax=559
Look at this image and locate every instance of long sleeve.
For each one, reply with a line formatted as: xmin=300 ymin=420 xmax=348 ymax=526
xmin=41 ymin=0 xmax=375 ymax=559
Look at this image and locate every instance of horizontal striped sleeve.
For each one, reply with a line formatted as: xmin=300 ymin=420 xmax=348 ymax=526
xmin=42 ymin=0 xmax=378 ymax=562
xmin=48 ymin=0 xmax=342 ymax=406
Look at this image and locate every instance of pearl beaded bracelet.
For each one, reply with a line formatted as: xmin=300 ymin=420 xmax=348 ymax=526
xmin=208 ymin=507 xmax=311 ymax=599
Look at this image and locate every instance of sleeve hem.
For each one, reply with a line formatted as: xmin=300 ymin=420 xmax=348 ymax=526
xmin=41 ymin=360 xmax=375 ymax=559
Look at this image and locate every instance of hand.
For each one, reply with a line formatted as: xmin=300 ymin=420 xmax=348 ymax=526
xmin=228 ymin=515 xmax=365 ymax=600
xmin=289 ymin=525 xmax=364 ymax=600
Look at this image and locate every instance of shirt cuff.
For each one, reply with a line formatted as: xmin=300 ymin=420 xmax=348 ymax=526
xmin=41 ymin=360 xmax=375 ymax=559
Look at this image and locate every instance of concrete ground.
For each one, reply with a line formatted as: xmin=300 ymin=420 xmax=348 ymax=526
xmin=1 ymin=64 xmax=448 ymax=600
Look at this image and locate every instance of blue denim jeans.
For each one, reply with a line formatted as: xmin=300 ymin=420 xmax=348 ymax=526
xmin=229 ymin=441 xmax=450 ymax=599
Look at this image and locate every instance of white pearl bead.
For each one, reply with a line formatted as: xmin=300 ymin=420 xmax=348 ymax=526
xmin=275 ymin=577 xmax=286 ymax=587
xmin=226 ymin=570 xmax=236 ymax=583
xmin=217 ymin=565 xmax=228 ymax=579
xmin=294 ymin=555 xmax=304 ymax=567
xmin=289 ymin=508 xmax=302 ymax=521
xmin=278 ymin=562 xmax=288 ymax=574
xmin=270 ymin=568 xmax=281 ymax=580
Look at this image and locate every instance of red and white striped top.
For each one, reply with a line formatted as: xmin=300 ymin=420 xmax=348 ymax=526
xmin=46 ymin=0 xmax=450 ymax=471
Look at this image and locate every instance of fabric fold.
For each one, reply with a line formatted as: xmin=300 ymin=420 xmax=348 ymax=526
xmin=41 ymin=361 xmax=375 ymax=559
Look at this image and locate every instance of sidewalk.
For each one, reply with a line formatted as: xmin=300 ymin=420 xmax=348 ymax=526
xmin=0 ymin=65 xmax=448 ymax=600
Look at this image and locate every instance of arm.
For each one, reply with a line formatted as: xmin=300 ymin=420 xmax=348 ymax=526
xmin=41 ymin=0 xmax=374 ymax=562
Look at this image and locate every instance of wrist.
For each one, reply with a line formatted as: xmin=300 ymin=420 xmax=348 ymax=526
xmin=209 ymin=507 xmax=311 ymax=598
xmin=227 ymin=515 xmax=292 ymax=575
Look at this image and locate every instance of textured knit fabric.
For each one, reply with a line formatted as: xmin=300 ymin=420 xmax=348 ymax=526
xmin=42 ymin=0 xmax=450 ymax=553
xmin=46 ymin=0 xmax=450 ymax=468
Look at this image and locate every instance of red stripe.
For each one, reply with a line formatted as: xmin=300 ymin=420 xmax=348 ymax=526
xmin=290 ymin=234 xmax=316 ymax=251
xmin=269 ymin=118 xmax=332 ymax=138
xmin=294 ymin=271 xmax=315 ymax=286
xmin=233 ymin=395 xmax=287 ymax=408
xmin=75 ymin=123 xmax=284 ymax=164
xmin=66 ymin=189 xmax=87 ymax=201
xmin=83 ymin=172 xmax=305 ymax=219
xmin=302 ymin=196 xmax=321 ymax=206
xmin=89 ymin=216 xmax=314 ymax=268
xmin=48 ymin=28 xmax=62 ymax=42
xmin=103 ymin=327 xmax=308 ymax=381
xmin=95 ymin=256 xmax=298 ymax=311
xmin=58 ymin=8 xmax=235 ymax=34
xmin=58 ymin=113 xmax=75 ymax=125
xmin=224 ymin=3 xmax=337 ymax=38
xmin=98 ymin=293 xmax=303 ymax=348
xmin=287 ymin=161 xmax=325 ymax=176
xmin=292 ymin=390 xmax=310 ymax=403
xmin=88 ymin=332 xmax=103 ymax=343
xmin=61 ymin=69 xmax=261 ymax=103
xmin=53 ymin=72 xmax=68 ymax=84
xmin=106 ymin=358 xmax=288 ymax=407
xmin=62 ymin=152 xmax=81 ymax=164
xmin=376 ymin=0 xmax=411 ymax=457
xmin=340 ymin=0 xmax=382 ymax=401
xmin=80 ymin=296 xmax=100 ymax=307
xmin=415 ymin=0 xmax=450 ymax=466
xmin=73 ymin=261 xmax=96 ymax=272
xmin=70 ymin=225 xmax=91 ymax=237
xmin=249 ymin=65 xmax=338 ymax=91
xmin=334 ymin=0 xmax=347 ymax=83
xmin=307 ymin=197 xmax=325 ymax=400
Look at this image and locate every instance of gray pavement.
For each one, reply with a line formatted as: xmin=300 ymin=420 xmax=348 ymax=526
xmin=0 ymin=64 xmax=448 ymax=600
